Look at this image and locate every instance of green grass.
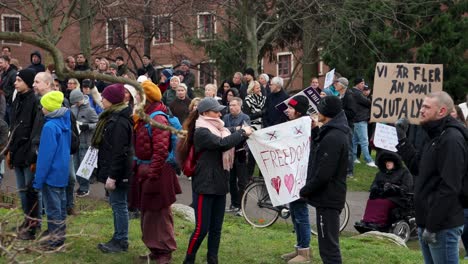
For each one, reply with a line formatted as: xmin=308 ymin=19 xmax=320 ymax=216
xmin=0 ymin=198 xmax=428 ymax=264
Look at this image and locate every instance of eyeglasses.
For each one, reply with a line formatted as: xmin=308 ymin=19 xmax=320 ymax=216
xmin=68 ymin=82 xmax=76 ymax=85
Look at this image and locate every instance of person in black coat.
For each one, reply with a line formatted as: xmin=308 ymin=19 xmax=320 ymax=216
xmin=263 ymin=76 xmax=289 ymax=127
xmin=180 ymin=97 xmax=253 ymax=264
xmin=300 ymin=96 xmax=349 ymax=264
xmin=92 ymin=84 xmax=134 ymax=254
xmin=396 ymin=92 xmax=468 ymax=263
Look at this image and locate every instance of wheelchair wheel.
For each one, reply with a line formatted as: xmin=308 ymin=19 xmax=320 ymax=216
xmin=392 ymin=220 xmax=411 ymax=242
xmin=241 ymin=182 xmax=279 ymax=228
xmin=310 ymin=201 xmax=350 ymax=235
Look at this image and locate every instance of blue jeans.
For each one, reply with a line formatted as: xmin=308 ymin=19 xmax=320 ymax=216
xmin=74 ymin=145 xmax=89 ymax=192
xmin=418 ymin=226 xmax=463 ymax=264
xmin=15 ymin=166 xmax=42 ymax=216
xmin=109 ymin=186 xmax=129 ymax=241
xmin=290 ymin=200 xmax=311 ymax=249
xmin=43 ymin=184 xmax=67 ymax=246
xmin=66 ymin=157 xmax=76 ymax=209
xmin=352 ymin=121 xmax=373 ymax=163
xmin=347 ymin=130 xmax=354 ymax=176
xmin=461 ymin=209 xmax=468 ymax=257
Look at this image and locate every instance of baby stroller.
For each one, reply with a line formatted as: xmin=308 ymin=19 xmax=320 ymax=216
xmin=354 ymin=191 xmax=416 ymax=242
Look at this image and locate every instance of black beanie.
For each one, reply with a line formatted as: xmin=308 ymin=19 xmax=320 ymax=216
xmin=317 ymin=96 xmax=342 ymax=118
xmin=17 ymin=68 xmax=36 ymax=88
xmin=288 ymin=95 xmax=309 ymax=116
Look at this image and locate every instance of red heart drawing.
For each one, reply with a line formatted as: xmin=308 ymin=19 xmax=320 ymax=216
xmin=284 ymin=174 xmax=294 ymax=194
xmin=271 ymin=176 xmax=281 ymax=195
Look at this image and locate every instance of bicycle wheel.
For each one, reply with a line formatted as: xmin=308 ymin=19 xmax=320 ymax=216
xmin=309 ymin=201 xmax=350 ymax=235
xmin=241 ymin=182 xmax=279 ymax=228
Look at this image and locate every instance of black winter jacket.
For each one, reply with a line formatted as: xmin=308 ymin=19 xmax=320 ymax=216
xmin=96 ymin=106 xmax=134 ymax=187
xmin=350 ymin=87 xmax=371 ymax=122
xmin=263 ymin=89 xmax=289 ymax=128
xmin=9 ymin=90 xmax=40 ymax=167
xmin=340 ymin=89 xmax=356 ymax=129
xmin=370 ymin=151 xmax=413 ymax=207
xmin=397 ymin=115 xmax=468 ymax=232
xmin=0 ymin=65 xmax=17 ymax=104
xmin=300 ymin=111 xmax=350 ymax=210
xmin=192 ymin=127 xmax=245 ymax=195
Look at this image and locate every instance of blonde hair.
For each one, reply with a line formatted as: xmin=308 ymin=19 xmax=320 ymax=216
xmin=189 ymin=97 xmax=202 ymax=112
xmin=247 ymin=81 xmax=260 ymax=95
xmin=204 ymin=83 xmax=217 ymax=96
xmin=68 ymin=78 xmax=80 ymax=89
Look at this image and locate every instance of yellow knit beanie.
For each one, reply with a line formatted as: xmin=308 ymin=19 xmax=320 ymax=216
xmin=41 ymin=91 xmax=64 ymax=112
xmin=141 ymin=80 xmax=162 ymax=103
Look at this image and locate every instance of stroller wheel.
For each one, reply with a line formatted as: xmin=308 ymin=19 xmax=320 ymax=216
xmin=392 ymin=220 xmax=411 ymax=243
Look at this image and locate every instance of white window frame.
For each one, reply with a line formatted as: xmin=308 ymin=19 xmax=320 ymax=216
xmin=197 ymin=12 xmax=216 ymax=41
xmin=198 ymin=60 xmax=217 ymax=88
xmin=105 ymin=17 xmax=128 ymax=50
xmin=1 ymin=14 xmax=22 ymax=46
xmin=152 ymin=14 xmax=173 ymax=46
xmin=276 ymin=52 xmax=294 ymax=79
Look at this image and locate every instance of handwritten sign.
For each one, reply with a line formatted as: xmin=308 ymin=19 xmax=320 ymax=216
xmin=276 ymin=86 xmax=321 ymax=117
xmin=371 ymin=63 xmax=443 ymax=124
xmin=76 ymin=147 xmax=99 ymax=180
xmin=324 ymin=68 xmax=335 ymax=89
xmin=247 ymin=116 xmax=311 ymax=206
xmin=373 ymin=123 xmax=398 ymax=152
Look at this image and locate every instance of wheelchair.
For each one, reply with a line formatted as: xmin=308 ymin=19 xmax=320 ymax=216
xmin=354 ymin=192 xmax=417 ymax=242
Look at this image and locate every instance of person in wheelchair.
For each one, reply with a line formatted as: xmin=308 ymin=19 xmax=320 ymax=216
xmin=356 ymin=150 xmax=413 ymax=230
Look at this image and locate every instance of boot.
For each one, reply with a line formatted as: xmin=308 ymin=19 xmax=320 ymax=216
xmin=156 ymin=253 xmax=172 ymax=264
xmin=207 ymin=254 xmax=218 ymax=264
xmin=281 ymin=247 xmax=298 ymax=261
xmin=288 ymin=248 xmax=311 ymax=264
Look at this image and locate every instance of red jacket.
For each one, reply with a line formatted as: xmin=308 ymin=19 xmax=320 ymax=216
xmin=132 ymin=102 xmax=181 ymax=211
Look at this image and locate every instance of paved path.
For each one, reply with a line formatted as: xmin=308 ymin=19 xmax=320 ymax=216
xmin=1 ymin=169 xmax=368 ymax=233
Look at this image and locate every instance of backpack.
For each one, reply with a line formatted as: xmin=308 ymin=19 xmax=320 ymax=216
xmin=70 ymin=111 xmax=80 ymax=155
xmin=145 ymin=111 xmax=182 ymax=168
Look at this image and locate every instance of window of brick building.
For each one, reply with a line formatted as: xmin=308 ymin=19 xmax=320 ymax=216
xmin=198 ymin=61 xmax=216 ymax=88
xmin=153 ymin=15 xmax=172 ymax=45
xmin=1 ymin=15 xmax=21 ymax=45
xmin=197 ymin=13 xmax=216 ymax=40
xmin=277 ymin=52 xmax=293 ymax=78
xmin=106 ymin=18 xmax=127 ymax=49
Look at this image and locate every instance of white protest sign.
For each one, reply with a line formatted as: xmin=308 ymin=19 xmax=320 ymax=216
xmin=76 ymin=147 xmax=99 ymax=180
xmin=247 ymin=116 xmax=311 ymax=206
xmin=373 ymin=123 xmax=398 ymax=152
xmin=323 ymin=68 xmax=335 ymax=89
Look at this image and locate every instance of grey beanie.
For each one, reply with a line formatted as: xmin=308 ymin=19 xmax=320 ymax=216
xmin=69 ymin=89 xmax=84 ymax=104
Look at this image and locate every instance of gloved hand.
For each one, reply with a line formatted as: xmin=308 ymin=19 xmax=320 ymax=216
xmin=421 ymin=229 xmax=437 ymax=244
xmin=383 ymin=182 xmax=392 ymax=192
xmin=395 ymin=118 xmax=409 ymax=141
xmin=79 ymin=123 xmax=90 ymax=132
xmin=30 ymin=163 xmax=36 ymax=173
xmin=105 ymin=177 xmax=116 ymax=191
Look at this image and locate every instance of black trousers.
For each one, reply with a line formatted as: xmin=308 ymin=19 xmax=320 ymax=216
xmin=316 ymin=207 xmax=342 ymax=264
xmin=229 ymin=155 xmax=249 ymax=208
xmin=185 ymin=193 xmax=226 ymax=262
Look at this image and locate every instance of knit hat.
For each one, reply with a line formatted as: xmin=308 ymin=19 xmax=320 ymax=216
xmin=41 ymin=91 xmax=64 ymax=112
xmin=244 ymin=67 xmax=255 ymax=77
xmin=170 ymin=76 xmax=181 ymax=83
xmin=17 ymin=68 xmax=36 ymax=88
xmin=69 ymin=89 xmax=84 ymax=104
xmin=181 ymin=60 xmax=191 ymax=67
xmin=354 ymin=77 xmax=365 ymax=85
xmin=178 ymin=83 xmax=188 ymax=91
xmin=141 ymin=80 xmax=162 ymax=103
xmin=288 ymin=95 xmax=310 ymax=116
xmin=82 ymin=79 xmax=94 ymax=88
xmin=317 ymin=96 xmax=342 ymax=118
xmin=259 ymin=73 xmax=270 ymax=82
xmin=162 ymin=69 xmax=173 ymax=79
xmin=197 ymin=97 xmax=226 ymax=113
xmin=137 ymin=75 xmax=148 ymax=83
xmin=102 ymin=83 xmax=125 ymax=104
xmin=334 ymin=77 xmax=349 ymax=89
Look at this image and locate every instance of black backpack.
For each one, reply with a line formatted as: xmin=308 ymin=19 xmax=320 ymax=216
xmin=70 ymin=111 xmax=80 ymax=155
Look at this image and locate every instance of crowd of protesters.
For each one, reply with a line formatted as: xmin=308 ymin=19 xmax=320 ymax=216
xmin=0 ymin=44 xmax=467 ymax=264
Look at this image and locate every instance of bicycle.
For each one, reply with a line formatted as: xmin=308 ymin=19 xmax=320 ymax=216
xmin=241 ymin=179 xmax=350 ymax=235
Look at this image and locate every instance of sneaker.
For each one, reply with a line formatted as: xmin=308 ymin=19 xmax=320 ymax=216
xmin=235 ymin=210 xmax=243 ymax=217
xmin=347 ymin=174 xmax=354 ymax=179
xmin=76 ymin=190 xmax=90 ymax=198
xmin=366 ymin=161 xmax=377 ymax=168
xmin=225 ymin=205 xmax=240 ymax=212
xmin=354 ymin=159 xmax=361 ymax=164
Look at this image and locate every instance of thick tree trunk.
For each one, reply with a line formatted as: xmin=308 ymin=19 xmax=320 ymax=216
xmin=79 ymin=0 xmax=92 ymax=58
xmin=302 ymin=13 xmax=319 ymax=87
xmin=245 ymin=13 xmax=258 ymax=74
xmin=142 ymin=2 xmax=152 ymax=57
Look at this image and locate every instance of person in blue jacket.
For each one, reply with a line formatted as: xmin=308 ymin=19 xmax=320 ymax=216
xmin=33 ymin=91 xmax=71 ymax=250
